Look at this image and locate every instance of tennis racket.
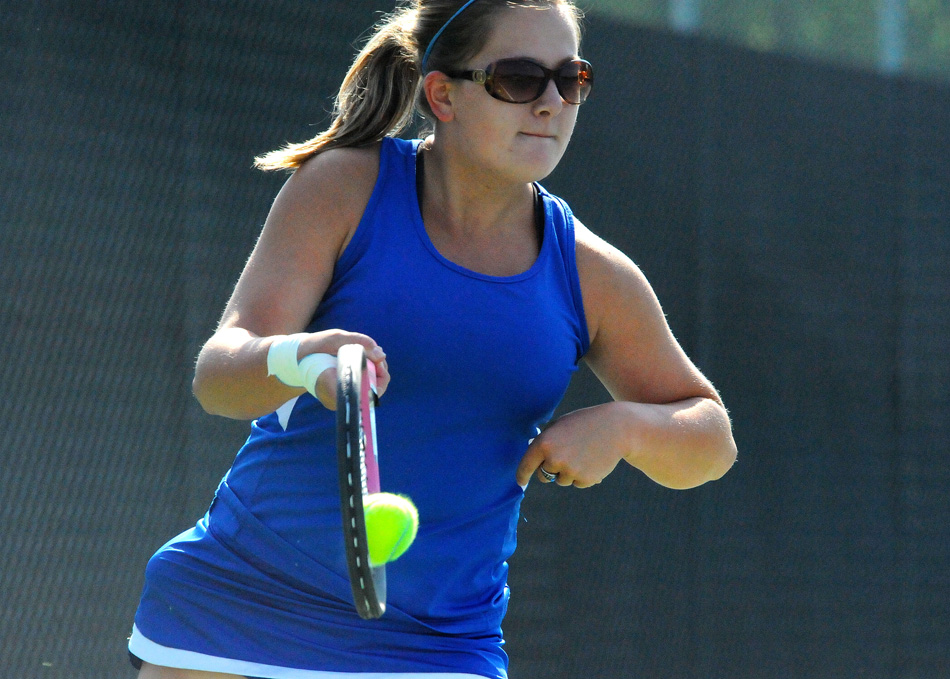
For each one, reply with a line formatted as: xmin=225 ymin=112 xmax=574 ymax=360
xmin=335 ymin=343 xmax=386 ymax=619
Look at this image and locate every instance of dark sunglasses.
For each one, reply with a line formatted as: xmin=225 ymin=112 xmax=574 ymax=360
xmin=445 ymin=58 xmax=594 ymax=105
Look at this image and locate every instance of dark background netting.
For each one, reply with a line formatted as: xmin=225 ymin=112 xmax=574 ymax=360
xmin=2 ymin=2 xmax=948 ymax=678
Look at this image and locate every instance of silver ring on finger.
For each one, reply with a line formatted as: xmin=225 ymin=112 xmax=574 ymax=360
xmin=539 ymin=466 xmax=558 ymax=483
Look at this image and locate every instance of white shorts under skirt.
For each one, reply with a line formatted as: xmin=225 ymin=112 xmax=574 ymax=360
xmin=129 ymin=624 xmax=486 ymax=679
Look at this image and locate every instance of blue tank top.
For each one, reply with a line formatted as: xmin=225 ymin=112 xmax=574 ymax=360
xmin=134 ymin=137 xmax=589 ymax=677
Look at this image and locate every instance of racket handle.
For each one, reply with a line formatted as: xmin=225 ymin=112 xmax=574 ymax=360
xmin=364 ymin=354 xmax=377 ymax=395
xmin=299 ymin=353 xmax=337 ymax=397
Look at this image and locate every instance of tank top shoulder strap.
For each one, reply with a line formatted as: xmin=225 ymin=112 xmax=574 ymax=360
xmin=333 ymin=137 xmax=421 ymax=279
xmin=537 ymin=185 xmax=591 ymax=357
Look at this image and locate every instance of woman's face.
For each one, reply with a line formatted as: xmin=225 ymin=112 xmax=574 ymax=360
xmin=445 ymin=4 xmax=582 ymax=184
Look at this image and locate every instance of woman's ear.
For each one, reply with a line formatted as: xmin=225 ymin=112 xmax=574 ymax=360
xmin=422 ymin=71 xmax=455 ymax=123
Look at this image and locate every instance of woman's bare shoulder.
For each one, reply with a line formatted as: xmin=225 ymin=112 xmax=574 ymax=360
xmin=262 ymin=143 xmax=382 ymax=255
xmin=283 ymin=144 xmax=381 ymax=219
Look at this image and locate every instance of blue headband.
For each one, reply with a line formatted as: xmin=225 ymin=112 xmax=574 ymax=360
xmin=421 ymin=0 xmax=480 ymax=72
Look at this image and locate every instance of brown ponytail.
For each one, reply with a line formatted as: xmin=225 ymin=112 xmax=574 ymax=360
xmin=254 ymin=8 xmax=420 ymax=171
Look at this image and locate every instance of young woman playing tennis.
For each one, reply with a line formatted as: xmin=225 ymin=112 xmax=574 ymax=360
xmin=130 ymin=1 xmax=737 ymax=677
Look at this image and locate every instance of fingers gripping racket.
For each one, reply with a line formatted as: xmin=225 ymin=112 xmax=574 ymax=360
xmin=335 ymin=344 xmax=386 ymax=619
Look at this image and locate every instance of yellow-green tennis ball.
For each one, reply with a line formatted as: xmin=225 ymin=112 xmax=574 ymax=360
xmin=364 ymin=493 xmax=419 ymax=566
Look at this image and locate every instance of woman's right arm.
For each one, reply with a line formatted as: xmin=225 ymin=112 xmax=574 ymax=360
xmin=192 ymin=145 xmax=389 ymax=420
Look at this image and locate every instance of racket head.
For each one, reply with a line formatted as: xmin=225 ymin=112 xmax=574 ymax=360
xmin=336 ymin=343 xmax=386 ymax=619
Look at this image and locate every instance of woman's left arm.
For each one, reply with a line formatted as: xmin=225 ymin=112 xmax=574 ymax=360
xmin=516 ymin=221 xmax=737 ymax=489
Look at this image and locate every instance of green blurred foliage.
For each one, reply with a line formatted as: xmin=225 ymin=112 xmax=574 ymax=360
xmin=587 ymin=0 xmax=668 ymax=27
xmin=587 ymin=0 xmax=950 ymax=80
xmin=906 ymin=0 xmax=950 ymax=77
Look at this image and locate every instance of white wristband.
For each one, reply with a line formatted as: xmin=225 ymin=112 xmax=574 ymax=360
xmin=299 ymin=353 xmax=337 ymax=397
xmin=266 ymin=334 xmax=308 ymax=388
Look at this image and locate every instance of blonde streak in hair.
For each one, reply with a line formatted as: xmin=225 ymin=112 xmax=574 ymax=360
xmin=254 ymin=9 xmax=420 ymax=172
xmin=334 ymin=24 xmax=417 ymax=144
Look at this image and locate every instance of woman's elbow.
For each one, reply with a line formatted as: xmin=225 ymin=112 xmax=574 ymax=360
xmin=665 ymin=435 xmax=737 ymax=490
xmin=192 ymin=371 xmax=225 ymax=417
xmin=698 ymin=402 xmax=737 ymax=483
xmin=708 ymin=437 xmax=738 ymax=481
xmin=690 ymin=434 xmax=737 ymax=488
xmin=191 ymin=366 xmax=243 ymax=419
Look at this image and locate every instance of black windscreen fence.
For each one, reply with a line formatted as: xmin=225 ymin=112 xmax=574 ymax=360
xmin=2 ymin=2 xmax=948 ymax=678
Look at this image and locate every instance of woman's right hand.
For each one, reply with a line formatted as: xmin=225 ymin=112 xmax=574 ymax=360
xmin=297 ymin=330 xmax=390 ymax=411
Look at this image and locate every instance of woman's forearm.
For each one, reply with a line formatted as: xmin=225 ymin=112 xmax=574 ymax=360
xmin=192 ymin=326 xmax=390 ymax=420
xmin=621 ymin=397 xmax=737 ymax=489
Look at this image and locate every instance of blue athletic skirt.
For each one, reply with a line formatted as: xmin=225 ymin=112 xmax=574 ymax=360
xmin=130 ymin=483 xmax=508 ymax=678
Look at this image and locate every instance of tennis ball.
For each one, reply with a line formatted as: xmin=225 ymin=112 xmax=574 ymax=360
xmin=363 ymin=492 xmax=419 ymax=566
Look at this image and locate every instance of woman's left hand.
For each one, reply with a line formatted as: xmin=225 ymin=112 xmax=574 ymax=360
xmin=516 ymin=403 xmax=628 ymax=488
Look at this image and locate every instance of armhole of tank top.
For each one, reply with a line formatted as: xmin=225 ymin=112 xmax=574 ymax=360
xmin=332 ymin=139 xmax=395 ymax=278
xmin=548 ymin=194 xmax=591 ymax=358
